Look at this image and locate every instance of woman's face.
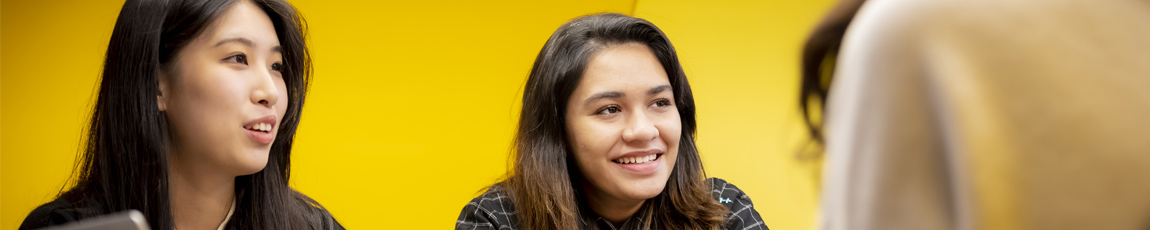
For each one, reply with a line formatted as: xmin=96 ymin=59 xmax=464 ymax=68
xmin=159 ymin=0 xmax=287 ymax=176
xmin=565 ymin=43 xmax=681 ymax=203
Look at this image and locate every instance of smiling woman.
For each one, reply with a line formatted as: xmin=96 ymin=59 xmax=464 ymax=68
xmin=455 ymin=13 xmax=767 ymax=230
xmin=17 ymin=0 xmax=342 ymax=229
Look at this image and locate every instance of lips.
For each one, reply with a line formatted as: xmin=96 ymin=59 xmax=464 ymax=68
xmin=243 ymin=115 xmax=277 ymax=144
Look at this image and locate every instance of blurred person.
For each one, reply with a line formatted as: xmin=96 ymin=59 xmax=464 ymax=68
xmin=801 ymin=0 xmax=1150 ymax=229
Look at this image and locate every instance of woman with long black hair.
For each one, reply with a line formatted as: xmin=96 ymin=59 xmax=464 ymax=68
xmin=456 ymin=13 xmax=766 ymax=230
xmin=19 ymin=0 xmax=342 ymax=229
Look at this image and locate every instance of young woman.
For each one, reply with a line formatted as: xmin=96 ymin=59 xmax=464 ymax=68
xmin=19 ymin=0 xmax=342 ymax=229
xmin=456 ymin=13 xmax=766 ymax=230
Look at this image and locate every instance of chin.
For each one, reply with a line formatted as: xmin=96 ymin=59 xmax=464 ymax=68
xmin=621 ymin=178 xmax=670 ymax=200
xmin=235 ymin=149 xmax=271 ymax=175
xmin=235 ymin=163 xmax=268 ymax=176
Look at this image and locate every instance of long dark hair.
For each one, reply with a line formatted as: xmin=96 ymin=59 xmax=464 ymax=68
xmin=501 ymin=13 xmax=728 ymax=230
xmin=799 ymin=0 xmax=867 ymax=144
xmin=59 ymin=0 xmax=331 ymax=229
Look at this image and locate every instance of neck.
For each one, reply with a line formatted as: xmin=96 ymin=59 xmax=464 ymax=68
xmin=169 ymin=149 xmax=236 ymax=230
xmin=582 ymin=182 xmax=645 ymax=226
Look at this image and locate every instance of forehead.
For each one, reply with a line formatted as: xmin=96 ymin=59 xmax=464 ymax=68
xmin=578 ymin=43 xmax=670 ymax=93
xmin=199 ymin=1 xmax=281 ymax=47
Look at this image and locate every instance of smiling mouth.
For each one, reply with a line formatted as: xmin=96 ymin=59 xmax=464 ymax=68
xmin=243 ymin=122 xmax=273 ymax=133
xmin=613 ymin=153 xmax=661 ymax=164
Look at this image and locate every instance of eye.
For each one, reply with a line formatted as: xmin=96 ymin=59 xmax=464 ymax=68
xmin=595 ymin=105 xmax=622 ymax=115
xmin=271 ymin=62 xmax=284 ymax=72
xmin=224 ymin=54 xmax=248 ymax=65
xmin=651 ymin=98 xmax=672 ymax=108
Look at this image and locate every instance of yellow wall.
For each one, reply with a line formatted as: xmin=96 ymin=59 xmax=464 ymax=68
xmin=0 ymin=0 xmax=833 ymax=229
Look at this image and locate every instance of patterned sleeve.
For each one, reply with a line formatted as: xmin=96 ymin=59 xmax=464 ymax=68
xmin=455 ymin=186 xmax=517 ymax=230
xmin=710 ymin=178 xmax=769 ymax=230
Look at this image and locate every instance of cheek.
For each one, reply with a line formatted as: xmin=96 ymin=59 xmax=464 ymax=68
xmin=275 ymin=78 xmax=289 ymax=119
xmin=662 ymin=112 xmax=676 ymax=146
xmin=172 ymin=66 xmax=245 ymax=123
xmin=567 ymin=119 xmax=615 ymax=167
xmin=658 ymin=112 xmax=683 ymax=153
xmin=165 ymin=64 xmax=248 ymax=149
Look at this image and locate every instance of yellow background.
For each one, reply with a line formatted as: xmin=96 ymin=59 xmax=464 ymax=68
xmin=1 ymin=0 xmax=834 ymax=229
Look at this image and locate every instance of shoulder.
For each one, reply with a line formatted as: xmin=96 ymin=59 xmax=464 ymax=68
xmin=707 ymin=177 xmax=750 ymax=207
xmin=290 ymin=190 xmax=346 ymax=230
xmin=848 ymin=0 xmax=974 ymax=39
xmin=456 ymin=184 xmax=518 ymax=230
xmin=707 ymin=177 xmax=769 ymax=230
xmin=19 ymin=196 xmax=101 ymax=230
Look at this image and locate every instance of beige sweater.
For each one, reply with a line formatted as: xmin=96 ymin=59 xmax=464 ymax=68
xmin=819 ymin=0 xmax=1150 ymax=229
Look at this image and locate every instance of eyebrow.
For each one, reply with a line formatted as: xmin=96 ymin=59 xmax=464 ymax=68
xmin=582 ymin=85 xmax=673 ymax=105
xmin=584 ymin=91 xmax=624 ymax=105
xmin=648 ymin=85 xmax=672 ymax=95
xmin=215 ymin=37 xmax=254 ymax=48
xmin=215 ymin=37 xmax=283 ymax=53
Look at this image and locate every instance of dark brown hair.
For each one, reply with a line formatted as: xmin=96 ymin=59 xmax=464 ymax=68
xmin=501 ymin=13 xmax=727 ymax=230
xmin=800 ymin=0 xmax=868 ymax=144
xmin=55 ymin=0 xmax=335 ymax=229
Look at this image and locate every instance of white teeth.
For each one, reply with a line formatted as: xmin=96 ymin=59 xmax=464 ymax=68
xmin=614 ymin=154 xmax=658 ymax=164
xmin=248 ymin=123 xmax=272 ymax=132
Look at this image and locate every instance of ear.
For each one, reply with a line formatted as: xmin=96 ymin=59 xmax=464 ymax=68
xmin=157 ymin=71 xmax=170 ymax=111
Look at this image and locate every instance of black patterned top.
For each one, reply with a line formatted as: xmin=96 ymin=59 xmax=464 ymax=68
xmin=456 ymin=177 xmax=768 ymax=230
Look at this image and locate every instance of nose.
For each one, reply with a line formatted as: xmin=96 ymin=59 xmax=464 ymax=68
xmin=622 ymin=109 xmax=659 ymax=143
xmin=250 ymin=64 xmax=281 ymax=108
